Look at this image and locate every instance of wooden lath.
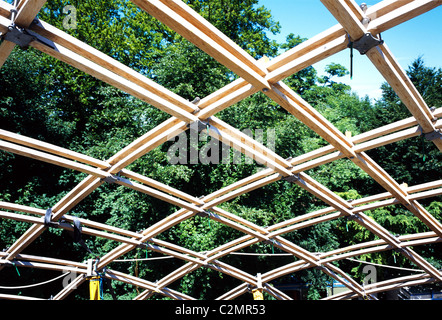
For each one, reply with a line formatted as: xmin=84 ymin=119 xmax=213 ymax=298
xmin=0 ymin=0 xmax=441 ymax=300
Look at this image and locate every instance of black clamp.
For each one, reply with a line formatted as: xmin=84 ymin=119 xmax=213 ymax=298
xmin=102 ymin=174 xmax=120 ymax=184
xmin=282 ymin=173 xmax=300 ymax=183
xmin=424 ymin=129 xmax=442 ymax=141
xmin=418 ymin=125 xmax=442 ymax=141
xmin=2 ymin=24 xmax=55 ymax=50
xmin=348 ymin=33 xmax=383 ymax=55
xmin=72 ymin=217 xmax=95 ymax=256
xmin=196 ymin=210 xmax=211 ymax=218
xmin=73 ymin=217 xmax=83 ymax=243
xmin=345 ymin=213 xmax=359 ymax=221
xmin=187 ymin=119 xmax=209 ymax=133
xmin=43 ymin=208 xmax=57 ymax=227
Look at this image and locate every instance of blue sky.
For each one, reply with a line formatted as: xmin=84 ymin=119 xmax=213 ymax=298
xmin=259 ymin=0 xmax=442 ymax=100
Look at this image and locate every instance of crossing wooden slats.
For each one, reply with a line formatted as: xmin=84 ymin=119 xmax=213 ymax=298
xmin=1 ymin=0 xmax=441 ymax=300
xmin=367 ymin=45 xmax=435 ymax=132
xmin=157 ymin=0 xmax=268 ymax=78
xmin=320 ymin=0 xmax=442 ymax=242
xmin=321 ymin=0 xmax=366 ymax=40
xmin=267 ymin=82 xmax=357 ymax=157
xmin=0 ymin=118 xmax=187 ymax=264
xmin=321 ymin=0 xmax=440 ymax=151
xmin=0 ymin=0 xmax=47 ymax=67
xmin=0 ymin=40 xmax=16 ymax=67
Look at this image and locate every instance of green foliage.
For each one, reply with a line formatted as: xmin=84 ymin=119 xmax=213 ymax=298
xmin=281 ymin=34 xmax=318 ymax=97
xmin=186 ymin=0 xmax=281 ymax=59
xmin=152 ymin=41 xmax=231 ymax=100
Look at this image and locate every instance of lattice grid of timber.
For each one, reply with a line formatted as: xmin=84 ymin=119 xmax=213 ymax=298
xmin=0 ymin=0 xmax=441 ymax=300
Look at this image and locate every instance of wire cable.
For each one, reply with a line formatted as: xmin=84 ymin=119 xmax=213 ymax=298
xmin=0 ymin=272 xmax=70 ymax=290
xmin=113 ymin=256 xmax=175 ymax=262
xmin=346 ymin=258 xmax=425 ymax=273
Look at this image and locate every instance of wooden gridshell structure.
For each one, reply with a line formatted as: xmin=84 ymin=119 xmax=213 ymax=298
xmin=0 ymin=0 xmax=441 ymax=301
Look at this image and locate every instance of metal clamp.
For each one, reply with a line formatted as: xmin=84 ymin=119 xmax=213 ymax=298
xmin=346 ymin=213 xmax=359 ymax=221
xmin=102 ymin=174 xmax=119 ymax=184
xmin=3 ymin=26 xmax=35 ymax=48
xmin=196 ymin=210 xmax=211 ymax=218
xmin=282 ymin=173 xmax=300 ymax=183
xmin=43 ymin=208 xmax=55 ymax=227
xmin=418 ymin=125 xmax=442 ymax=141
xmin=2 ymin=24 xmax=56 ymax=50
xmin=348 ymin=33 xmax=383 ymax=55
xmin=424 ymin=129 xmax=442 ymax=141
xmin=187 ymin=119 xmax=208 ymax=133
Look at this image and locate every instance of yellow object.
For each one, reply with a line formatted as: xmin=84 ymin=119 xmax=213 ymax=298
xmin=252 ymin=289 xmax=263 ymax=300
xmin=89 ymin=276 xmax=101 ymax=300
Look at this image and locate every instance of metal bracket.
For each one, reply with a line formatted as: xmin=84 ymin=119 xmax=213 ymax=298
xmin=360 ymin=3 xmax=368 ymax=12
xmin=348 ymin=33 xmax=383 ymax=55
xmin=346 ymin=213 xmax=359 ymax=221
xmin=2 ymin=24 xmax=56 ymax=50
xmin=43 ymin=208 xmax=56 ymax=227
xmin=282 ymin=173 xmax=300 ymax=183
xmin=424 ymin=129 xmax=442 ymax=141
xmin=196 ymin=210 xmax=211 ymax=218
xmin=187 ymin=120 xmax=208 ymax=133
xmin=3 ymin=26 xmax=35 ymax=48
xmin=102 ymin=174 xmax=119 ymax=184
xmin=86 ymin=258 xmax=99 ymax=277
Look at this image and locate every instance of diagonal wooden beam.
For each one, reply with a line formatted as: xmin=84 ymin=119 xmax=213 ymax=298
xmin=131 ymin=0 xmax=271 ymax=91
xmin=367 ymin=0 xmax=442 ymax=35
xmin=30 ymin=40 xmax=198 ymax=123
xmin=28 ymin=18 xmax=198 ymax=115
xmin=157 ymin=0 xmax=268 ymax=78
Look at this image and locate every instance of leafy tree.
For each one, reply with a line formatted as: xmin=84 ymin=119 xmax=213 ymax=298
xmin=281 ymin=34 xmax=318 ymax=98
xmin=369 ymin=57 xmax=442 ymax=186
xmin=186 ymin=0 xmax=281 ymax=59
